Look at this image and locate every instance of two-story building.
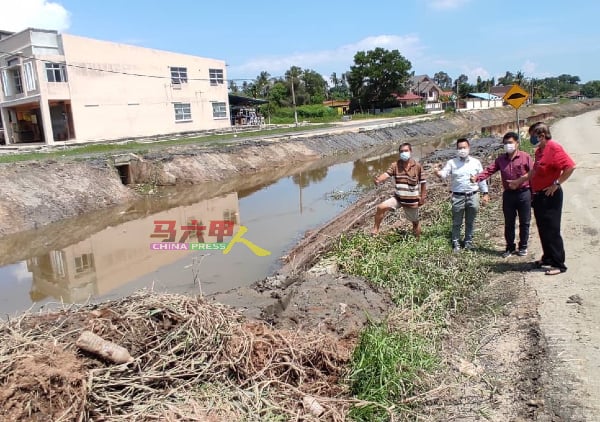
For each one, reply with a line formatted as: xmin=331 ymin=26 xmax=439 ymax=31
xmin=409 ymin=74 xmax=445 ymax=111
xmin=0 ymin=28 xmax=231 ymax=145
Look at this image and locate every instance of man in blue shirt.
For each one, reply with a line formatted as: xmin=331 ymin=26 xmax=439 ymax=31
xmin=435 ymin=138 xmax=489 ymax=252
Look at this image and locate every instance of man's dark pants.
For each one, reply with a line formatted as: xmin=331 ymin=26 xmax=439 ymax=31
xmin=532 ymin=188 xmax=567 ymax=272
xmin=502 ymin=188 xmax=532 ymax=251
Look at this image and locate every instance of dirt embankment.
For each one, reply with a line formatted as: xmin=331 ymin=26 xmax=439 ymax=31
xmin=0 ymin=102 xmax=597 ymax=237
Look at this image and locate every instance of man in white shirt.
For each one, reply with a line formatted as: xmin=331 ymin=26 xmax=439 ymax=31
xmin=435 ymin=138 xmax=489 ymax=252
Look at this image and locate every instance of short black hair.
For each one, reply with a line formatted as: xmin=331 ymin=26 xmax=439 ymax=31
xmin=456 ymin=138 xmax=470 ymax=148
xmin=503 ymin=132 xmax=519 ymax=143
xmin=399 ymin=142 xmax=412 ymax=152
xmin=528 ymin=122 xmax=542 ymax=135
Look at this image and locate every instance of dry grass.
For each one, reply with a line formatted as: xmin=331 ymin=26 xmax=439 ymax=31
xmin=0 ymin=291 xmax=371 ymax=421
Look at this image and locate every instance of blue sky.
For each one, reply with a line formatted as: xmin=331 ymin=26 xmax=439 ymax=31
xmin=1 ymin=0 xmax=599 ymax=84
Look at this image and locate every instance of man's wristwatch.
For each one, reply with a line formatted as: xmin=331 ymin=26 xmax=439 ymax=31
xmin=554 ymin=180 xmax=560 ymax=186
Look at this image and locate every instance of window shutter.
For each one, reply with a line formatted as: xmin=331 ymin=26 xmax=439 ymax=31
xmin=1 ymin=69 xmax=11 ymax=96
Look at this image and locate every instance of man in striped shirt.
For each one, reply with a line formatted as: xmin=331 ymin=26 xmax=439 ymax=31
xmin=372 ymin=143 xmax=427 ymax=239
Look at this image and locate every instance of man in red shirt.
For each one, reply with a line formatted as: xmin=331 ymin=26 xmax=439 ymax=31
xmin=509 ymin=123 xmax=576 ymax=275
xmin=472 ymin=132 xmax=533 ymax=257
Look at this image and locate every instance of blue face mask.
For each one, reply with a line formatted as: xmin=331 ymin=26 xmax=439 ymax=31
xmin=530 ymin=135 xmax=539 ymax=146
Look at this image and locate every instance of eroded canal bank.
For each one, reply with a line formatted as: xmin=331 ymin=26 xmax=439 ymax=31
xmin=1 ymin=102 xmax=597 ymax=238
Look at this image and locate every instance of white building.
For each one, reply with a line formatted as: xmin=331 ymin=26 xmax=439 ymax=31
xmin=0 ymin=28 xmax=231 ymax=145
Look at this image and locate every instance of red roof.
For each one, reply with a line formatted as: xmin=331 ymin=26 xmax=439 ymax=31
xmin=393 ymin=92 xmax=421 ymax=101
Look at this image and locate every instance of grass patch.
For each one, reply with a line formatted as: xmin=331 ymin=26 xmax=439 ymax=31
xmin=348 ymin=324 xmax=436 ymax=421
xmin=333 ymin=204 xmax=491 ymax=313
xmin=330 ymin=193 xmax=499 ymax=420
xmin=350 ymin=106 xmax=427 ymax=121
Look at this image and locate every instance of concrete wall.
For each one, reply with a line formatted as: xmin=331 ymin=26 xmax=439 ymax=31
xmin=465 ymin=99 xmax=504 ymax=110
xmin=61 ymin=34 xmax=231 ymax=141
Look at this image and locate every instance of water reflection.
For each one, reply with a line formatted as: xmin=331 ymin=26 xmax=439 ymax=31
xmin=291 ymin=167 xmax=329 ymax=188
xmin=25 ymin=193 xmax=240 ymax=307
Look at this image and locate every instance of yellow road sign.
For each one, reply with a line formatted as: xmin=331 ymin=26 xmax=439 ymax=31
xmin=503 ymin=84 xmax=529 ymax=109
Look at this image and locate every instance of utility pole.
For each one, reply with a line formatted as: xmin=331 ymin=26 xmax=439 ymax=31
xmin=290 ymin=74 xmax=298 ymax=127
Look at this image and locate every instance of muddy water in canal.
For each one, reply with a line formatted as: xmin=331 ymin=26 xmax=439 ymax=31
xmin=0 ymin=142 xmax=444 ymax=316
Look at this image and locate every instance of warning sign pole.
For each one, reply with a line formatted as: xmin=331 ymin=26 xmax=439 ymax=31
xmin=503 ymin=84 xmax=529 ymax=138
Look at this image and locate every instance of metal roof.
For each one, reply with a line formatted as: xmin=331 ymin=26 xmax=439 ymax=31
xmin=467 ymin=93 xmax=502 ymax=100
xmin=228 ymin=94 xmax=268 ymax=106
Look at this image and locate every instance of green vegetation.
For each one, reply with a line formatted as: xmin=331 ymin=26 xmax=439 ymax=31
xmin=267 ymin=104 xmax=338 ymax=124
xmin=349 ymin=325 xmax=435 ymax=421
xmin=350 ymin=106 xmax=426 ymax=121
xmin=0 ymin=124 xmax=334 ymax=163
xmin=330 ymin=199 xmax=497 ymax=420
xmin=347 ymin=48 xmax=412 ymax=112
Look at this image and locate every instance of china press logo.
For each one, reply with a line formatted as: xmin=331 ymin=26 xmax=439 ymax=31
xmin=149 ymin=220 xmax=270 ymax=256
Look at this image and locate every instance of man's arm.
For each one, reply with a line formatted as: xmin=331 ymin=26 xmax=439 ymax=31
xmin=418 ymin=166 xmax=427 ymax=205
xmin=544 ymin=166 xmax=575 ymax=196
xmin=436 ymin=160 xmax=452 ymax=179
xmin=472 ymin=159 xmax=499 ymax=183
xmin=374 ymin=172 xmax=391 ymax=186
xmin=419 ymin=181 xmax=427 ymax=205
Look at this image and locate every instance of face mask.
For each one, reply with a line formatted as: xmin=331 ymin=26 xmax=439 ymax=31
xmin=457 ymin=148 xmax=469 ymax=158
xmin=399 ymin=151 xmax=411 ymax=161
xmin=530 ymin=135 xmax=539 ymax=146
xmin=504 ymin=143 xmax=516 ymax=153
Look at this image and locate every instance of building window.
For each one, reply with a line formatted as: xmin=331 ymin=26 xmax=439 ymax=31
xmin=23 ymin=62 xmax=36 ymax=90
xmin=209 ymin=68 xmax=224 ymax=85
xmin=171 ymin=67 xmax=188 ymax=84
xmin=74 ymin=253 xmax=94 ymax=274
xmin=174 ymin=103 xmax=192 ymax=121
xmin=212 ymin=102 xmax=227 ymax=118
xmin=45 ymin=62 xmax=68 ymax=82
xmin=11 ymin=68 xmax=23 ymax=94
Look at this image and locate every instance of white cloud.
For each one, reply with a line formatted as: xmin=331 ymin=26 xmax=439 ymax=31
xmin=229 ymin=34 xmax=424 ymax=80
xmin=9 ymin=261 xmax=32 ymax=284
xmin=521 ymin=60 xmax=537 ymax=76
xmin=427 ymin=0 xmax=471 ymax=10
xmin=0 ymin=0 xmax=71 ymax=33
xmin=461 ymin=66 xmax=490 ymax=82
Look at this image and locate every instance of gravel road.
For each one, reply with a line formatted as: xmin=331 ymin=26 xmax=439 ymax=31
xmin=528 ymin=109 xmax=600 ymax=419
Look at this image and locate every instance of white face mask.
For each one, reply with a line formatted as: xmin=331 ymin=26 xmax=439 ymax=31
xmin=457 ymin=148 xmax=469 ymax=158
xmin=504 ymin=143 xmax=516 ymax=153
xmin=399 ymin=151 xmax=411 ymax=161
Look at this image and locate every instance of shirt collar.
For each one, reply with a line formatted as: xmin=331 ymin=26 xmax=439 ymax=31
xmin=399 ymin=158 xmax=416 ymax=168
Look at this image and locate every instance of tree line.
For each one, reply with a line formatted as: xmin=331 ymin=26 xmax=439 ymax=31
xmin=229 ymin=48 xmax=600 ymax=115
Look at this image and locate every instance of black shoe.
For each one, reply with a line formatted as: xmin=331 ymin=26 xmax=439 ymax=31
xmin=464 ymin=242 xmax=475 ymax=251
xmin=516 ymin=249 xmax=528 ymax=257
xmin=502 ymin=249 xmax=514 ymax=258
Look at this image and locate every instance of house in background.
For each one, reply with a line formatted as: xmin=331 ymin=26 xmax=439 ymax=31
xmin=323 ymin=99 xmax=350 ymax=115
xmin=391 ymin=92 xmax=422 ymax=107
xmin=563 ymin=90 xmax=585 ymax=100
xmin=0 ymin=28 xmax=230 ymax=145
xmin=464 ymin=93 xmax=504 ymax=110
xmin=408 ymin=74 xmax=444 ymax=111
xmin=489 ymin=85 xmax=513 ymax=104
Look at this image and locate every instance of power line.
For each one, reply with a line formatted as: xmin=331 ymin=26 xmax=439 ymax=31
xmin=0 ymin=49 xmax=257 ymax=82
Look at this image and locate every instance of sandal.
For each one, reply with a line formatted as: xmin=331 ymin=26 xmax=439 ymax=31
xmin=544 ymin=268 xmax=563 ymax=276
xmin=533 ymin=260 xmax=551 ymax=268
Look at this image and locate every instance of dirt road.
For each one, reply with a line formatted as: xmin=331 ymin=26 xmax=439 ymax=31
xmin=528 ymin=110 xmax=600 ymax=419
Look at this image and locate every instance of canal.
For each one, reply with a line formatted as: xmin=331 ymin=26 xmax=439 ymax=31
xmin=0 ymin=139 xmax=446 ymax=316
